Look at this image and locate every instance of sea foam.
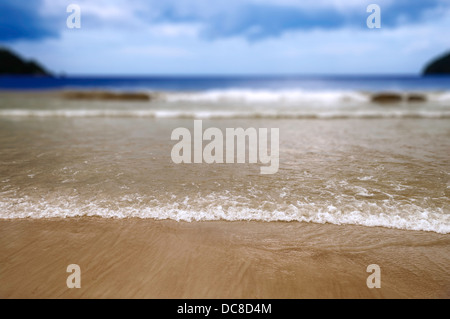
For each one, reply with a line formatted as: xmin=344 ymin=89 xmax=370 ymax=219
xmin=0 ymin=194 xmax=448 ymax=234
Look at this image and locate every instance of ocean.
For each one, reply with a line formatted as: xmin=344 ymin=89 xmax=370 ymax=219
xmin=2 ymin=75 xmax=450 ymax=91
xmin=0 ymin=75 xmax=449 ymax=234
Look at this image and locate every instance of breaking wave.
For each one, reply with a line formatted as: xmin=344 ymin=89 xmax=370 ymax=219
xmin=0 ymin=194 xmax=448 ymax=234
xmin=1 ymin=109 xmax=449 ymax=119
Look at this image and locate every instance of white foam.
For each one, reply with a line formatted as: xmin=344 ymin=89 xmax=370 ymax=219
xmin=164 ymin=89 xmax=370 ymax=104
xmin=357 ymin=176 xmax=374 ymax=181
xmin=429 ymin=92 xmax=450 ymax=102
xmin=0 ymin=195 xmax=448 ymax=234
xmin=1 ymin=109 xmax=449 ymax=119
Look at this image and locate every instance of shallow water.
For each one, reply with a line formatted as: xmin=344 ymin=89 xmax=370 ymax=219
xmin=0 ymin=92 xmax=448 ymax=233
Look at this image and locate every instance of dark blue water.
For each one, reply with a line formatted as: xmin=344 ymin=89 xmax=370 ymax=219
xmin=1 ymin=75 xmax=450 ymax=91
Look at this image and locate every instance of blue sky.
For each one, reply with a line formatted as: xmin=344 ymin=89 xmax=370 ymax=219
xmin=1 ymin=0 xmax=449 ymax=75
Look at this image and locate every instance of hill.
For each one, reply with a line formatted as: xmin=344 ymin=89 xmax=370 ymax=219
xmin=423 ymin=52 xmax=450 ymax=75
xmin=0 ymin=48 xmax=51 ymax=76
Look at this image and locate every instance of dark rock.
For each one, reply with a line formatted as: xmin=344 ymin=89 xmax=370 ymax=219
xmin=407 ymin=94 xmax=426 ymax=102
xmin=0 ymin=48 xmax=51 ymax=76
xmin=62 ymin=91 xmax=151 ymax=101
xmin=423 ymin=52 xmax=450 ymax=75
xmin=371 ymin=93 xmax=403 ymax=103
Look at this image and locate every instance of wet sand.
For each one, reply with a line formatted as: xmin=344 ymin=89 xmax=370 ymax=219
xmin=0 ymin=91 xmax=448 ymax=299
xmin=0 ymin=219 xmax=448 ymax=299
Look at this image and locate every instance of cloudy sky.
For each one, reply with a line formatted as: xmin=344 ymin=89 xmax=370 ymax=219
xmin=1 ymin=0 xmax=449 ymax=75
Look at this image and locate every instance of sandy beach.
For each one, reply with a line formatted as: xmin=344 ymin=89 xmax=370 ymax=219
xmin=1 ymin=218 xmax=449 ymax=299
xmin=0 ymin=89 xmax=449 ymax=299
xmin=1 ymin=0 xmax=450 ymax=301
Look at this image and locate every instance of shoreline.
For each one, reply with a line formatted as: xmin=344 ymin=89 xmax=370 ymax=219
xmin=0 ymin=88 xmax=447 ymax=106
xmin=1 ymin=86 xmax=448 ymax=299
xmin=1 ymin=218 xmax=448 ymax=299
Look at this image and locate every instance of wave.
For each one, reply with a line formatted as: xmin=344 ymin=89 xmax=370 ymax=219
xmin=1 ymin=109 xmax=449 ymax=119
xmin=164 ymin=89 xmax=371 ymax=104
xmin=162 ymin=89 xmax=450 ymax=104
xmin=1 ymin=89 xmax=449 ymax=119
xmin=0 ymin=195 xmax=448 ymax=234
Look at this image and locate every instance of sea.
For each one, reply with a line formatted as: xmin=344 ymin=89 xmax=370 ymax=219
xmin=0 ymin=75 xmax=449 ymax=234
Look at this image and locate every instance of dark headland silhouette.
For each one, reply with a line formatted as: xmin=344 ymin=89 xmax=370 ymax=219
xmin=423 ymin=52 xmax=450 ymax=75
xmin=0 ymin=48 xmax=51 ymax=76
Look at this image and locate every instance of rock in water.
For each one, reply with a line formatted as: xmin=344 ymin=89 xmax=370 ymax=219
xmin=0 ymin=48 xmax=51 ymax=76
xmin=423 ymin=52 xmax=450 ymax=75
xmin=407 ymin=94 xmax=426 ymax=103
xmin=371 ymin=93 xmax=403 ymax=103
xmin=62 ymin=91 xmax=151 ymax=101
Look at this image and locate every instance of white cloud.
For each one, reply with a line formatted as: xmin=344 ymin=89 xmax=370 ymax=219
xmin=11 ymin=0 xmax=450 ymax=74
xmin=147 ymin=23 xmax=202 ymax=38
xmin=121 ymin=45 xmax=192 ymax=57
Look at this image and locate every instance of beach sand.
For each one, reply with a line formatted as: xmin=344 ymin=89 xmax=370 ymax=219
xmin=1 ymin=218 xmax=449 ymax=299
xmin=0 ymin=91 xmax=449 ymax=299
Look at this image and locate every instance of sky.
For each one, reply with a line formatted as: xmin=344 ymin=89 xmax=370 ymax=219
xmin=0 ymin=0 xmax=449 ymax=75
